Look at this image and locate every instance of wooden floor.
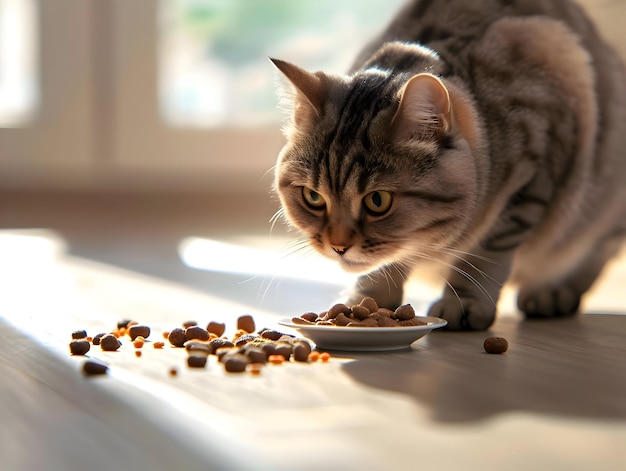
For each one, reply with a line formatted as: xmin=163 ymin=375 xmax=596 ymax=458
xmin=0 ymin=190 xmax=625 ymax=471
xmin=2 ymin=1 xmax=626 ymax=469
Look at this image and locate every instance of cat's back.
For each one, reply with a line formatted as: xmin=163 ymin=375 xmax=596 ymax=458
xmin=355 ymin=0 xmax=607 ymax=74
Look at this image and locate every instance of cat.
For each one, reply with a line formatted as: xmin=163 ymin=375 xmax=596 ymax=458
xmin=271 ymin=0 xmax=626 ymax=330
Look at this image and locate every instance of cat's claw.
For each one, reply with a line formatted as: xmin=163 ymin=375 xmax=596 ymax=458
xmin=428 ymin=296 xmax=496 ymax=331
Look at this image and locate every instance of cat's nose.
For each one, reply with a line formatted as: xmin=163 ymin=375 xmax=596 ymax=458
xmin=332 ymin=245 xmax=351 ymax=256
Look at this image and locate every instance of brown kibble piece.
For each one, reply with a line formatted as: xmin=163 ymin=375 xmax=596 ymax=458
xmin=327 ymin=303 xmax=351 ymax=319
xmin=182 ymin=320 xmax=197 ymax=329
xmin=274 ymin=342 xmax=293 ymax=360
xmin=185 ymin=325 xmax=209 ymax=341
xmin=350 ymin=305 xmax=370 ymax=320
xmin=100 ymin=334 xmax=121 ymax=351
xmin=207 ymin=321 xmax=226 ymax=337
xmin=234 ymin=333 xmax=257 ymax=346
xmin=82 ymin=359 xmax=108 ymax=376
xmin=259 ymin=329 xmax=283 ymax=341
xmin=244 ymin=346 xmax=267 ymax=364
xmin=300 ymin=312 xmax=318 ymax=322
xmin=169 ymin=367 xmax=178 ymax=377
xmin=376 ymin=308 xmax=394 ymax=317
xmin=484 ymin=337 xmax=508 ymax=354
xmin=128 ymin=324 xmax=151 ymax=340
xmin=92 ymin=333 xmax=105 ymax=345
xmin=333 ymin=312 xmax=352 ymax=326
xmin=209 ymin=337 xmax=234 ymax=353
xmin=291 ymin=317 xmax=314 ymax=325
xmin=184 ymin=341 xmax=211 ymax=354
xmin=394 ymin=304 xmax=416 ymax=321
xmin=71 ymin=330 xmax=87 ymax=340
xmin=187 ymin=354 xmax=208 ymax=368
xmin=69 ymin=340 xmax=90 ymax=355
xmin=168 ymin=328 xmax=187 ymax=347
xmin=293 ymin=342 xmax=312 ymax=362
xmin=224 ymin=354 xmax=249 ymax=373
xmin=359 ymin=297 xmax=379 ymax=313
xmin=237 ymin=315 xmax=256 ymax=333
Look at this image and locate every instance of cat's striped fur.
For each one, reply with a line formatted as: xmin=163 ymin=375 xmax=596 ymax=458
xmin=272 ymin=0 xmax=626 ymax=330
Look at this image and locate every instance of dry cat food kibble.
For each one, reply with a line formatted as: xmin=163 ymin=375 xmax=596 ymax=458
xmin=71 ymin=329 xmax=87 ymax=340
xmin=69 ymin=339 xmax=91 ymax=356
xmin=292 ymin=297 xmax=427 ymax=328
xmin=100 ymin=334 xmax=121 ymax=351
xmin=82 ymin=359 xmax=108 ymax=376
xmin=483 ymin=337 xmax=509 ymax=354
xmin=128 ymin=324 xmax=150 ymax=340
xmin=237 ymin=315 xmax=256 ymax=333
xmin=70 ymin=313 xmax=333 ymax=379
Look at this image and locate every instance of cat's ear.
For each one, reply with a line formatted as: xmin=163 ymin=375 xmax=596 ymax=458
xmin=391 ymin=73 xmax=451 ymax=143
xmin=270 ymin=58 xmax=326 ymax=127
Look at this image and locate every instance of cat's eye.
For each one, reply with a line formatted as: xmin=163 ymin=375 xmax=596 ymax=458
xmin=302 ymin=187 xmax=326 ymax=210
xmin=363 ymin=191 xmax=393 ymax=215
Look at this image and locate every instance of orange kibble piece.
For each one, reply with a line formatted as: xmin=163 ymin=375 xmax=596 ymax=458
xmin=319 ymin=352 xmax=331 ymax=362
xmin=134 ymin=350 xmax=142 ymax=358
xmin=162 ymin=331 xmax=170 ymax=339
xmin=118 ymin=327 xmax=126 ymax=337
xmin=307 ymin=351 xmax=320 ymax=362
xmin=248 ymin=363 xmax=262 ymax=375
xmin=153 ymin=341 xmax=165 ymax=349
xmin=133 ymin=337 xmax=145 ymax=348
xmin=169 ymin=367 xmax=178 ymax=377
xmin=268 ymin=354 xmax=286 ymax=365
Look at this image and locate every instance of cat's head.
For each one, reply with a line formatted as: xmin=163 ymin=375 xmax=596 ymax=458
xmin=272 ymin=55 xmax=484 ymax=274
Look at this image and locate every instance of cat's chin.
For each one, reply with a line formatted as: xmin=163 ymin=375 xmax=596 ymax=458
xmin=337 ymin=258 xmax=379 ymax=274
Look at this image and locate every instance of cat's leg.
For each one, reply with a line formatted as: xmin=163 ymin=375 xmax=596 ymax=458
xmin=517 ymin=234 xmax=624 ymax=317
xmin=345 ymin=267 xmax=406 ymax=310
xmin=428 ymin=247 xmax=513 ymax=330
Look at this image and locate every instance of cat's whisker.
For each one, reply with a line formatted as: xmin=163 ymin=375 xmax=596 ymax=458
xmin=429 ymin=247 xmax=503 ymax=287
xmin=409 ymin=252 xmax=496 ymax=308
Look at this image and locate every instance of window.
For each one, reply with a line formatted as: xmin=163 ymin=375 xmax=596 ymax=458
xmin=0 ymin=0 xmax=38 ymax=127
xmin=158 ymin=0 xmax=406 ymax=127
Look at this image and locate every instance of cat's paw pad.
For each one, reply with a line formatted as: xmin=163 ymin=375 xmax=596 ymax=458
xmin=517 ymin=284 xmax=581 ymax=318
xmin=428 ymin=296 xmax=496 ymax=331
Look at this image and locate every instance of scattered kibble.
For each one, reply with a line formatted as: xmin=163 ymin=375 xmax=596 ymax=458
xmin=82 ymin=359 xmax=108 ymax=376
xmin=168 ymin=328 xmax=187 ymax=348
xmin=484 ymin=337 xmax=508 ymax=354
xmin=71 ymin=330 xmax=87 ymax=340
xmin=187 ymin=354 xmax=208 ymax=368
xmin=69 ymin=339 xmax=90 ymax=355
xmin=237 ymin=315 xmax=256 ymax=334
xmin=133 ymin=337 xmax=145 ymax=348
xmin=134 ymin=350 xmax=142 ymax=358
xmin=128 ymin=324 xmax=150 ymax=340
xmin=153 ymin=341 xmax=165 ymax=349
xmin=100 ymin=334 xmax=121 ymax=351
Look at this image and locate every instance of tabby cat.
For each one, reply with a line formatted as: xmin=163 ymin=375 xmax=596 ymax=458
xmin=271 ymin=0 xmax=626 ymax=330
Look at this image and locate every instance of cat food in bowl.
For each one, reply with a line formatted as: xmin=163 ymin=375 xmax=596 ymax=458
xmin=279 ymin=297 xmax=446 ymax=351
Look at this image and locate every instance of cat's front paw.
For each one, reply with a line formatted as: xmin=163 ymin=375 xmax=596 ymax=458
xmin=428 ymin=296 xmax=496 ymax=331
xmin=517 ymin=284 xmax=581 ymax=318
